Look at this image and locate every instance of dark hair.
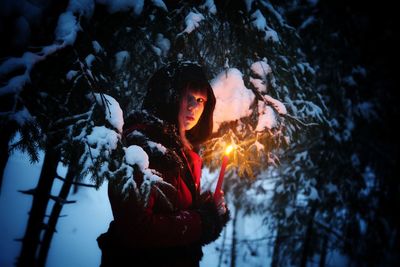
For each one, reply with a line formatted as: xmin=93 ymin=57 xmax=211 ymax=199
xmin=142 ymin=61 xmax=216 ymax=146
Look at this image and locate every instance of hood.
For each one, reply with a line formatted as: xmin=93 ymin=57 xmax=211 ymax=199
xmin=142 ymin=61 xmax=209 ymax=126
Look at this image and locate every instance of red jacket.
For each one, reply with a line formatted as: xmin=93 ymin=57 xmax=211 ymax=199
xmin=108 ymin=148 xmax=203 ymax=247
xmin=99 ymin=112 xmax=206 ymax=266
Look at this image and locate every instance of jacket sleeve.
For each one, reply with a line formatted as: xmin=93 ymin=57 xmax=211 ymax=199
xmin=109 ymin=182 xmax=203 ymax=248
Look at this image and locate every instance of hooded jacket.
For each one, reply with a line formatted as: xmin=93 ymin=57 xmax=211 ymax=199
xmin=97 ymin=111 xmax=203 ymax=266
xmin=97 ymin=62 xmax=226 ymax=267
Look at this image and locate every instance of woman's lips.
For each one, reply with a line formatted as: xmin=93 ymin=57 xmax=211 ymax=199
xmin=186 ymin=116 xmax=195 ymax=121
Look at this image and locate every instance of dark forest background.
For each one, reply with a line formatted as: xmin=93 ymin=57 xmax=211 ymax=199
xmin=0 ymin=0 xmax=398 ymax=266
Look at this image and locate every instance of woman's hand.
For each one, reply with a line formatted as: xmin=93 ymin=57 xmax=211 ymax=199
xmin=197 ymin=191 xmax=230 ymax=245
xmin=214 ymin=190 xmax=227 ymax=215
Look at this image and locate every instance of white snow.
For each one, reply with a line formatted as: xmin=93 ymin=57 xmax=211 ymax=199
xmin=114 ymin=51 xmax=130 ymax=70
xmin=94 ymin=93 xmax=124 ymax=133
xmin=0 ymin=0 xmax=141 ymax=102
xmin=55 ymin=12 xmax=81 ymax=46
xmin=201 ymin=0 xmax=217 ymax=14
xmin=293 ymin=151 xmax=308 ymax=163
xmin=151 ymin=45 xmax=162 ymax=56
xmin=254 ymin=140 xmax=265 ymax=151
xmin=151 ymin=0 xmax=168 ymax=12
xmin=66 ymin=70 xmax=78 ymax=81
xmin=263 ymin=95 xmax=287 ymax=115
xmin=181 ymin=11 xmax=205 ymax=34
xmin=326 ymin=182 xmax=338 ymax=194
xmin=211 ymin=68 xmax=255 ymax=132
xmin=297 ymin=62 xmax=316 ymax=75
xmin=285 ymin=206 xmax=294 ymax=217
xmin=308 ymin=186 xmax=320 ymax=201
xmin=255 ymin=101 xmax=277 ymax=131
xmin=67 ymin=0 xmax=95 ymax=18
xmin=123 ymin=146 xmax=164 ymax=201
xmin=250 ymin=77 xmax=267 ymax=93
xmin=352 ymin=65 xmax=367 ymax=77
xmin=356 ymin=101 xmax=377 ymax=120
xmin=259 ymin=1 xmax=286 ymax=27
xmin=299 ymin=16 xmax=316 ymax=30
xmin=96 ymin=0 xmax=144 ymax=15
xmin=294 ymin=99 xmax=323 ymax=122
xmin=251 ymin=60 xmax=272 ymax=80
xmin=0 ymin=52 xmax=41 ymax=97
xmin=85 ymin=126 xmax=120 ymax=158
xmin=361 ymin=166 xmax=376 ymax=196
xmin=250 ymin=60 xmax=272 ymax=93
xmin=244 ymin=0 xmax=256 ymax=11
xmin=250 ymin=10 xmax=279 ymax=43
xmin=265 ymin=27 xmax=279 ymax=42
xmin=92 ymin=41 xmax=103 ymax=53
xmin=124 ymin=145 xmax=149 ymax=170
xmin=147 ymin=141 xmax=167 ymax=154
xmin=351 ymin=153 xmax=361 ymax=168
xmin=11 ymin=107 xmax=33 ymax=126
xmin=343 ymin=75 xmax=357 ymax=86
xmin=251 ymin=10 xmax=267 ymax=31
xmin=154 ymin=33 xmax=171 ymax=57
xmin=276 ymin=184 xmax=284 ymax=194
xmin=85 ymin=54 xmax=96 ymax=68
xmin=0 ymin=0 xmax=94 ymax=99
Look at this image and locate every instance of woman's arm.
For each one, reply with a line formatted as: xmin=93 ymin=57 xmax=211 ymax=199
xmin=109 ymin=184 xmax=228 ymax=248
xmin=109 ymin=183 xmax=202 ymax=248
xmin=133 ymin=190 xmax=202 ymax=247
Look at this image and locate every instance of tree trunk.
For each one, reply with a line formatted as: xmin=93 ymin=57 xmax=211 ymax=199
xmin=0 ymin=124 xmax=15 ymax=194
xmin=319 ymin=234 xmax=328 ymax=267
xmin=217 ymin=226 xmax=227 ymax=267
xmin=271 ymin=223 xmax=283 ymax=267
xmin=37 ymin=165 xmax=76 ymax=267
xmin=17 ymin=147 xmax=60 ymax=267
xmin=230 ymin=202 xmax=239 ymax=267
xmin=300 ymin=205 xmax=317 ymax=267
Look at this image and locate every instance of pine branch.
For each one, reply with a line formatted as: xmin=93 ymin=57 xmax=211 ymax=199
xmin=283 ymin=113 xmax=319 ymax=127
xmin=85 ymin=141 xmax=102 ymax=184
xmin=313 ymin=219 xmax=345 ymax=242
xmin=48 ymin=195 xmax=76 ymax=205
xmin=18 ymin=188 xmax=37 ymax=196
xmin=42 ymin=213 xmax=67 ymax=218
xmin=52 ymin=110 xmax=92 ymax=127
xmin=55 ymin=174 xmax=97 ymax=188
xmin=73 ymin=49 xmax=112 ymax=117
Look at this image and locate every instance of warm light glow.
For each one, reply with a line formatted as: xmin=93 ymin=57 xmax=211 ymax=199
xmin=225 ymin=145 xmax=234 ymax=155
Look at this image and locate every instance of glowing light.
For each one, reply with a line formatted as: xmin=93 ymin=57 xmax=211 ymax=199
xmin=225 ymin=145 xmax=234 ymax=155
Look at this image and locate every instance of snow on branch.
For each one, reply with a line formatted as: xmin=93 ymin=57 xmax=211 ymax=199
xmin=250 ymin=9 xmax=280 ymax=43
xmin=211 ymin=68 xmax=255 ymax=132
xmin=180 ymin=11 xmax=205 ymax=35
xmin=98 ymin=0 xmax=144 ymax=15
xmin=122 ymin=145 xmax=173 ymax=206
xmin=94 ymin=93 xmax=124 ymax=133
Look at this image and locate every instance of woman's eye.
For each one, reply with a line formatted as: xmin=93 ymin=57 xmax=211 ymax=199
xmin=197 ymin=98 xmax=205 ymax=103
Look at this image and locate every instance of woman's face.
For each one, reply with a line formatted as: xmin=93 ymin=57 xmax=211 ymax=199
xmin=179 ymin=89 xmax=208 ymax=131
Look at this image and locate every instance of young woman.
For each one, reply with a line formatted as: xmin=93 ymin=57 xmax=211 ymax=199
xmin=97 ymin=61 xmax=229 ymax=267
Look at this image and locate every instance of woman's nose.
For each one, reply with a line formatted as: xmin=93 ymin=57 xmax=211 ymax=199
xmin=187 ymin=100 xmax=198 ymax=110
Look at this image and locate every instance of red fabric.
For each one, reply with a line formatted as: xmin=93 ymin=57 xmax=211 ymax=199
xmin=109 ymin=149 xmax=204 ymax=248
xmin=185 ymin=149 xmax=202 ymax=191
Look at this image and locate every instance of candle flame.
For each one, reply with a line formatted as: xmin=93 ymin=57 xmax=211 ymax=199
xmin=225 ymin=145 xmax=234 ymax=155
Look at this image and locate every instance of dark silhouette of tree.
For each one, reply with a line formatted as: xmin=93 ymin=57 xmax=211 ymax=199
xmin=17 ymin=145 xmax=60 ymax=266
